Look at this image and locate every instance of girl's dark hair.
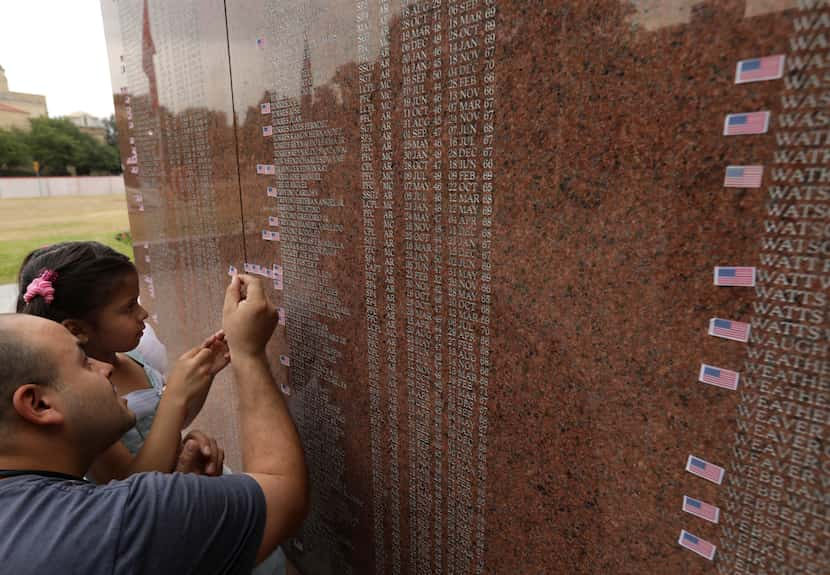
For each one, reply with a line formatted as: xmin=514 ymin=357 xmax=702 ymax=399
xmin=17 ymin=241 xmax=136 ymax=323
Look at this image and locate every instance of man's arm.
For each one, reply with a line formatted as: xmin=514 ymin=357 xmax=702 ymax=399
xmin=223 ymin=274 xmax=308 ymax=563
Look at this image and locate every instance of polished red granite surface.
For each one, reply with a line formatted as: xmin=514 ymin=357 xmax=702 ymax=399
xmin=102 ymin=1 xmax=827 ymax=573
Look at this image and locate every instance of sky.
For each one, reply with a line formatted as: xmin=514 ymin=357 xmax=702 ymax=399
xmin=0 ymin=0 xmax=115 ymax=119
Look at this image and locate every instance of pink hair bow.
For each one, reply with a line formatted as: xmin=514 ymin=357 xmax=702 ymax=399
xmin=23 ymin=270 xmax=58 ymax=304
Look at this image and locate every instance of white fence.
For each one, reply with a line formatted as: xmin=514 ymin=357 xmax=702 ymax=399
xmin=0 ymin=176 xmax=125 ymax=199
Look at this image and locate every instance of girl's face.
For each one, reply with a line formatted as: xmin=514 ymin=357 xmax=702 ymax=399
xmin=86 ymin=271 xmax=149 ymax=354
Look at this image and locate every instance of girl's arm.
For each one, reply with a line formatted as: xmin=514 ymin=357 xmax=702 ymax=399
xmin=87 ymin=334 xmax=229 ymax=482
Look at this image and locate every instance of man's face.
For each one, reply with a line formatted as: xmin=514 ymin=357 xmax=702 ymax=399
xmin=32 ymin=318 xmax=136 ymax=453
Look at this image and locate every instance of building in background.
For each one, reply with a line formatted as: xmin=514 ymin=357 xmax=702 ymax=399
xmin=66 ymin=111 xmax=107 ymax=143
xmin=0 ymin=64 xmax=48 ymax=131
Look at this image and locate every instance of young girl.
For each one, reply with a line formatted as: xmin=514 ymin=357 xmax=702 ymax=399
xmin=17 ymin=241 xmax=227 ymax=482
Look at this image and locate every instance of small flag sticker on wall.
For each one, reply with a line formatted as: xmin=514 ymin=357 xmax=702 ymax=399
xmin=280 ymin=355 xmax=291 ymax=367
xmin=267 ymin=187 xmax=278 ymax=198
xmin=714 ymin=266 xmax=756 ymax=287
xmin=686 ymin=455 xmax=725 ymax=485
xmin=262 ymin=230 xmax=280 ymax=242
xmin=708 ymin=318 xmax=750 ymax=342
xmin=699 ymin=364 xmax=740 ymax=390
xmin=256 ymin=164 xmax=276 ymax=175
xmin=678 ymin=530 xmax=716 ymax=560
xmin=723 ymin=111 xmax=770 ymax=135
xmin=262 ymin=126 xmax=273 ymax=137
xmin=260 ymin=102 xmax=271 ymax=115
xmin=724 ymin=165 xmax=763 ymax=188
xmin=268 ymin=216 xmax=279 ymax=226
xmin=682 ymin=496 xmax=720 ymax=523
xmin=735 ymin=55 xmax=785 ymax=84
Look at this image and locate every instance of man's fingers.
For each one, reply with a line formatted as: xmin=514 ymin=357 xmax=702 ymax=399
xmin=222 ymin=274 xmax=242 ymax=315
xmin=216 ymin=447 xmax=225 ymax=475
xmin=176 ymin=439 xmax=199 ymax=472
xmin=239 ymin=274 xmax=265 ymax=303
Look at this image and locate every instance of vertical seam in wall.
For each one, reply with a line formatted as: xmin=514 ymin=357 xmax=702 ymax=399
xmin=223 ymin=0 xmax=248 ymax=263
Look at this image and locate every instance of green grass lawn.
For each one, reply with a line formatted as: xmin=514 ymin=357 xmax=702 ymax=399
xmin=0 ymin=195 xmax=132 ymax=284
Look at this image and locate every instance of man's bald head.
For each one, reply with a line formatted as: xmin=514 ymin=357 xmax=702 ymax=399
xmin=0 ymin=314 xmax=59 ymax=426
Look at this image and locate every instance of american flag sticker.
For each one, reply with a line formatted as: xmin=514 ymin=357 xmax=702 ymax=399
xmin=682 ymin=496 xmax=720 ymax=524
xmin=678 ymin=530 xmax=716 ymax=560
xmin=256 ymin=37 xmax=265 ymax=48
xmin=724 ymin=165 xmax=763 ymax=188
xmin=280 ymin=355 xmax=291 ymax=367
xmin=735 ymin=55 xmax=785 ymax=84
xmin=268 ymin=215 xmax=279 ymax=226
xmin=686 ymin=455 xmax=725 ymax=485
xmin=262 ymin=125 xmax=273 ymax=137
xmin=699 ymin=363 xmax=740 ymax=390
xmin=262 ymin=230 xmax=280 ymax=241
xmin=708 ymin=318 xmax=750 ymax=342
xmin=723 ymin=111 xmax=770 ymax=135
xmin=714 ymin=266 xmax=756 ymax=287
xmin=228 ymin=264 xmax=237 ymax=276
xmin=278 ymin=307 xmax=286 ymax=326
xmin=260 ymin=102 xmax=271 ymax=115
xmin=256 ymin=164 xmax=275 ymax=175
xmin=267 ymin=187 xmax=278 ymax=198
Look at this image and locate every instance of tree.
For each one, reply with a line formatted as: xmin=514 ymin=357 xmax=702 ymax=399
xmin=104 ymin=114 xmax=119 ymax=147
xmin=23 ymin=117 xmax=121 ymax=176
xmin=0 ymin=128 xmax=31 ymax=171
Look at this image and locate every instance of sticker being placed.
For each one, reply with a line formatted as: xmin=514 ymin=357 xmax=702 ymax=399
xmin=723 ymin=111 xmax=770 ymax=135
xmin=708 ymin=318 xmax=750 ymax=342
xmin=698 ymin=363 xmax=740 ymax=390
xmin=723 ymin=165 xmax=763 ymax=188
xmin=682 ymin=496 xmax=720 ymax=523
xmin=678 ymin=530 xmax=716 ymax=560
xmin=685 ymin=455 xmax=725 ymax=485
xmin=713 ymin=266 xmax=756 ymax=287
xmin=735 ymin=55 xmax=785 ymax=84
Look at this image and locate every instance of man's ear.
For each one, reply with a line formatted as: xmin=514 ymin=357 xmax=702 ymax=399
xmin=61 ymin=319 xmax=89 ymax=345
xmin=11 ymin=384 xmax=65 ymax=427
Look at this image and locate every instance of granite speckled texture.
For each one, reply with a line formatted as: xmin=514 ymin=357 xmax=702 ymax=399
xmin=101 ymin=1 xmax=826 ymax=574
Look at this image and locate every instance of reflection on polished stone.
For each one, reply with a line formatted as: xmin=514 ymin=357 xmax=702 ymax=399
xmin=101 ymin=1 xmax=828 ymax=574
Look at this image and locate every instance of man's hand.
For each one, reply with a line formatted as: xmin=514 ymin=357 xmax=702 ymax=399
xmin=222 ymin=274 xmax=278 ymax=357
xmin=175 ymin=430 xmax=225 ymax=476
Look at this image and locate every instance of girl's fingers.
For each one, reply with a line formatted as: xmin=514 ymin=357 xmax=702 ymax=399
xmin=193 ymin=346 xmax=213 ymax=365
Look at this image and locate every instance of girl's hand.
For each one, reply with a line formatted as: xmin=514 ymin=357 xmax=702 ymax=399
xmin=175 ymin=430 xmax=225 ymax=476
xmin=165 ymin=332 xmax=229 ymax=426
xmin=200 ymin=330 xmax=231 ymax=375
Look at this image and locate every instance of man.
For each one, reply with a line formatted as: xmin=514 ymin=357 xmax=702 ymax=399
xmin=0 ymin=274 xmax=307 ymax=574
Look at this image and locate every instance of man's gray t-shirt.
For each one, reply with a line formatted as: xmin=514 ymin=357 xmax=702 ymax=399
xmin=0 ymin=472 xmax=266 ymax=575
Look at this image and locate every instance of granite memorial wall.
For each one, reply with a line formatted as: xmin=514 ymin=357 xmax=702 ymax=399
xmin=101 ymin=0 xmax=828 ymax=573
